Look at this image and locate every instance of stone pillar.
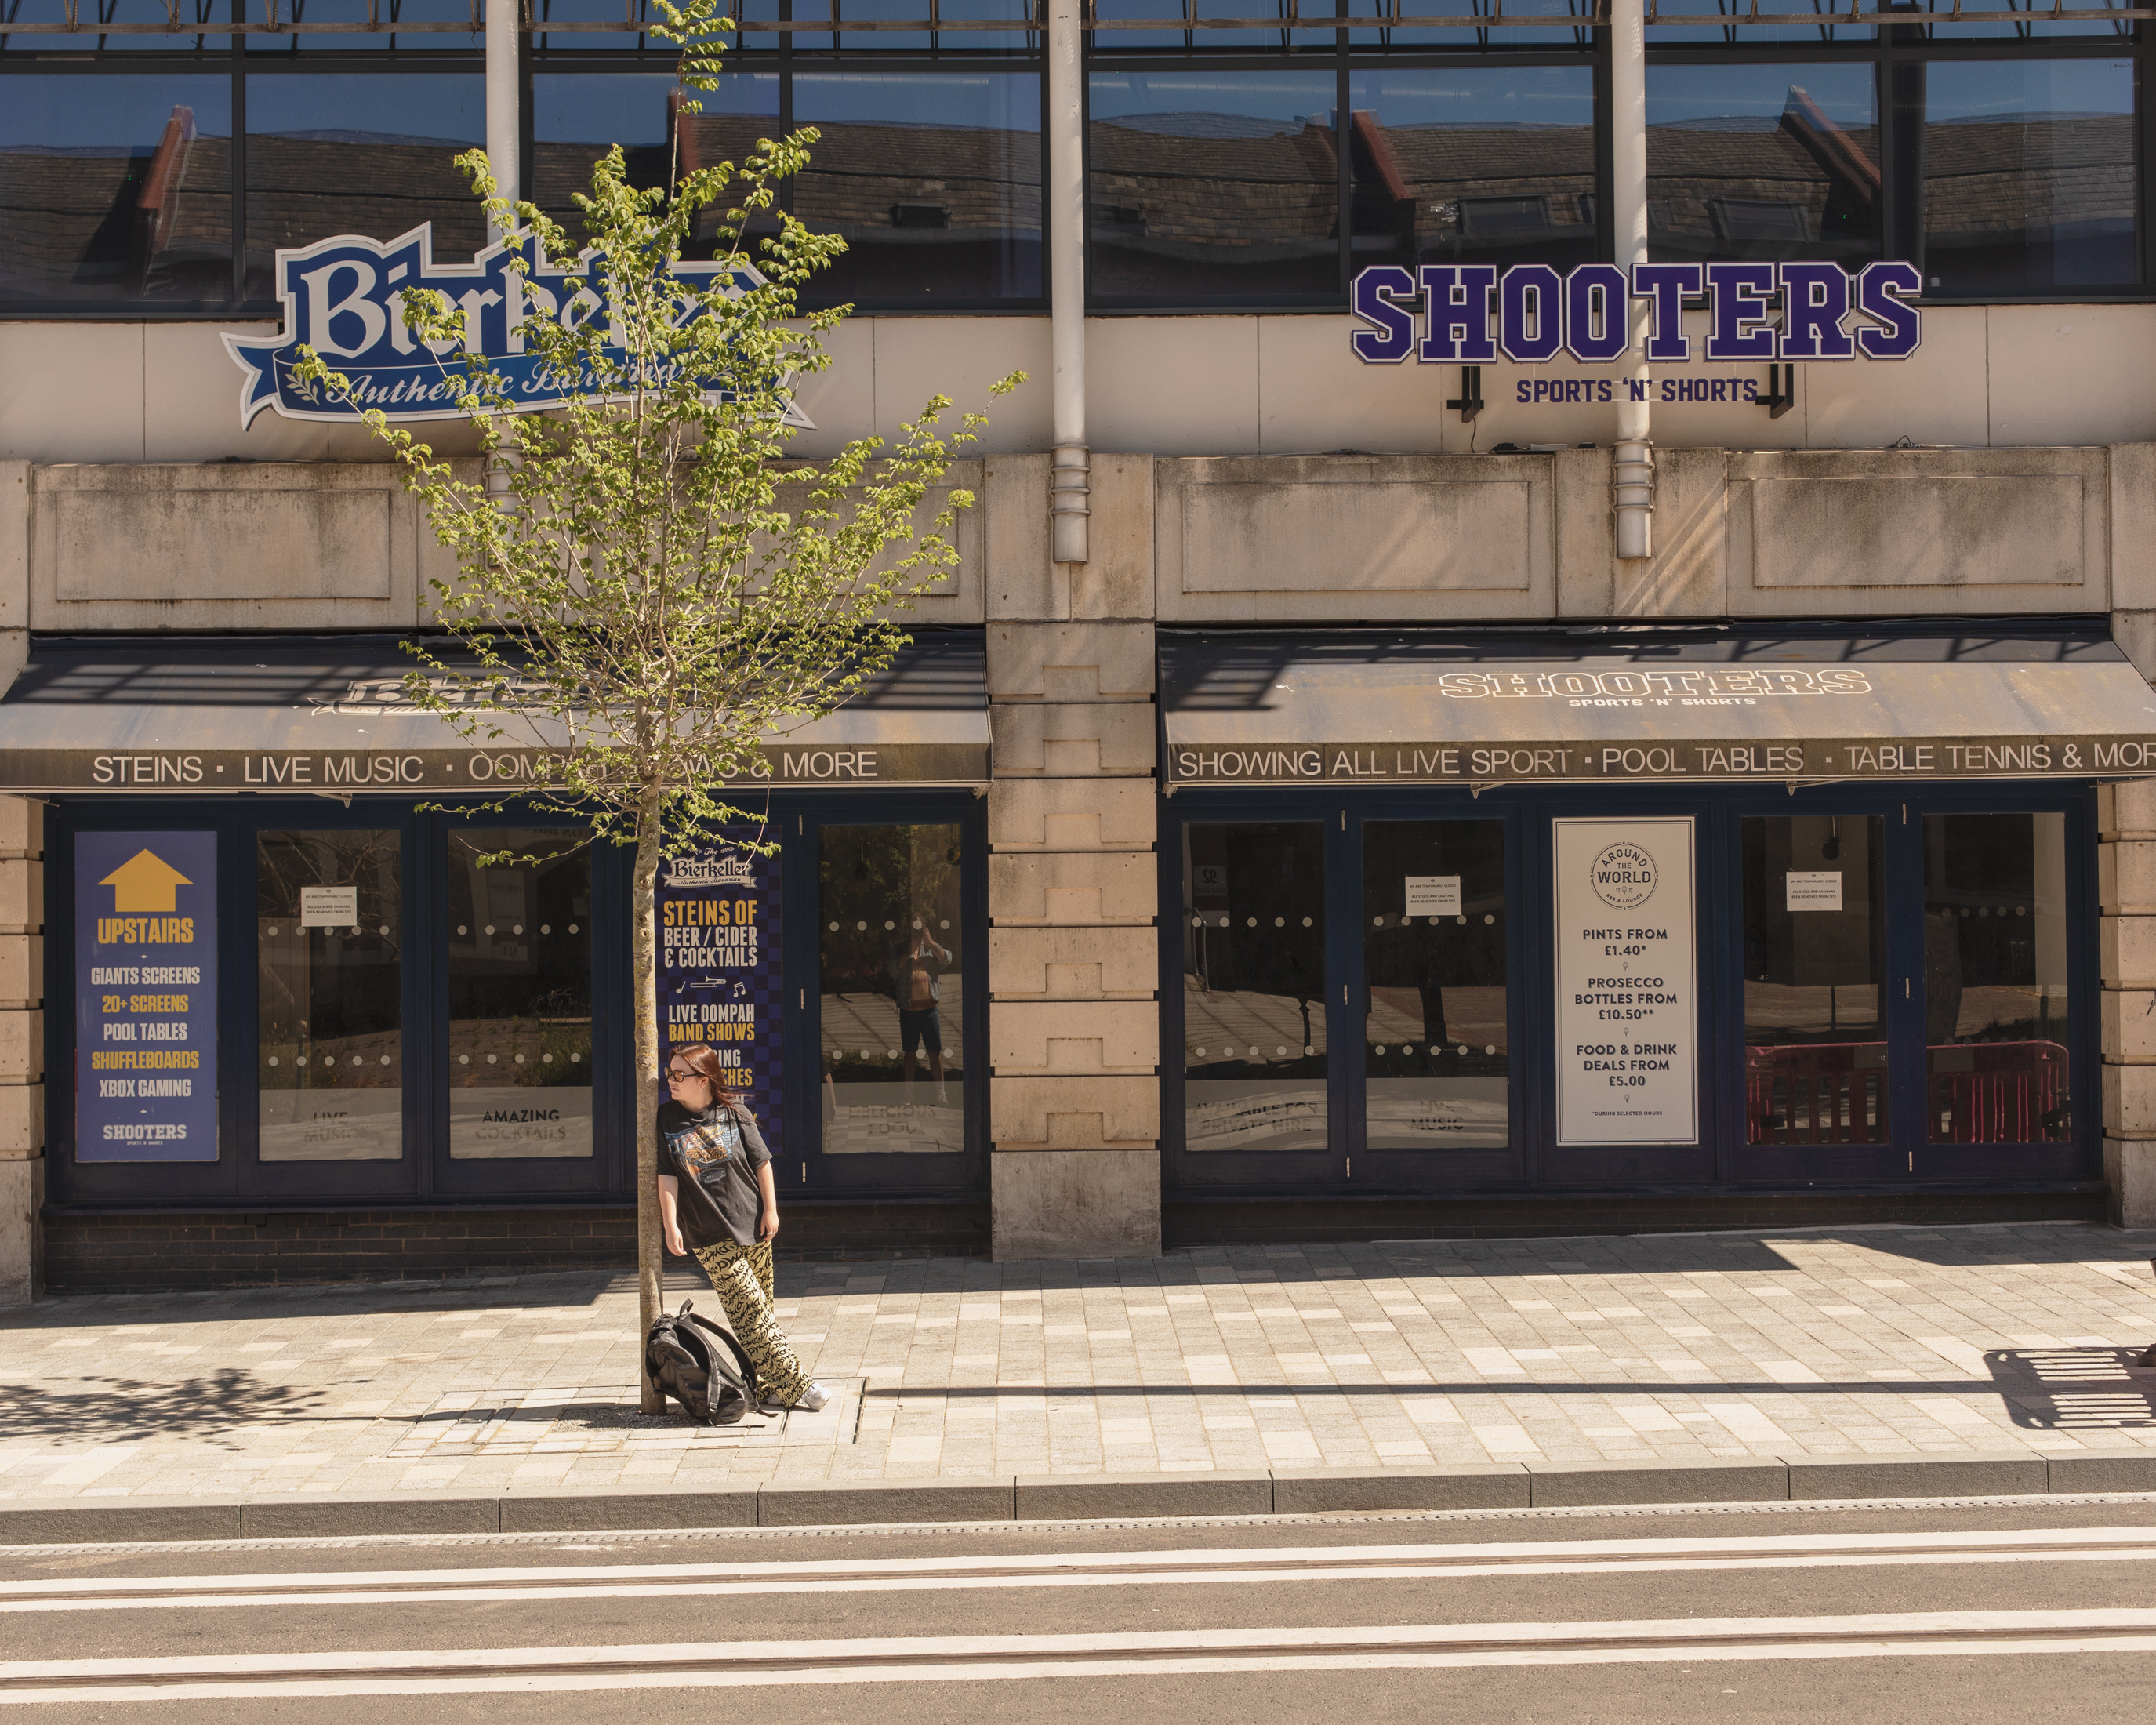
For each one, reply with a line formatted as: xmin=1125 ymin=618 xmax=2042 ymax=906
xmin=2109 ymin=447 xmax=2156 ymax=1229
xmin=2100 ymin=782 xmax=2156 ymax=1229
xmin=983 ymin=453 xmax=1162 ymax=1259
xmin=0 ymin=797 xmax=43 ymax=1305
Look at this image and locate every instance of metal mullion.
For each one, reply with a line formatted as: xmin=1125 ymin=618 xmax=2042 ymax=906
xmin=1592 ymin=4 xmax=1613 ymax=261
xmin=230 ymin=0 xmax=246 ymax=307
xmin=1337 ymin=54 xmax=1351 ymax=300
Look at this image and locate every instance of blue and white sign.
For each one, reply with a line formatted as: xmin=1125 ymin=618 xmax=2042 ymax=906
xmin=75 ymin=831 xmax=219 ymax=1164
xmin=1350 ymin=261 xmax=1922 ymax=368
xmin=224 ymin=227 xmax=813 ymax=429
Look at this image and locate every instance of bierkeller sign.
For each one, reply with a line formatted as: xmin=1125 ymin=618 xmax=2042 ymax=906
xmin=223 ymin=227 xmax=813 ymax=430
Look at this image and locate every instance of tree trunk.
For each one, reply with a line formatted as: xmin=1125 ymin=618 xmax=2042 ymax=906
xmin=633 ymin=793 xmax=666 ymax=1414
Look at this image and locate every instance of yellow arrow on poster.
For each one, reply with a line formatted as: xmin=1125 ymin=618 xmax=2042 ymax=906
xmin=100 ymin=849 xmax=193 ymax=914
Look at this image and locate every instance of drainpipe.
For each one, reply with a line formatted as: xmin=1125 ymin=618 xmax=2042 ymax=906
xmin=1610 ymin=0 xmax=1653 ymax=562
xmin=486 ymin=0 xmax=521 ymax=238
xmin=1047 ymin=0 xmax=1089 ymax=565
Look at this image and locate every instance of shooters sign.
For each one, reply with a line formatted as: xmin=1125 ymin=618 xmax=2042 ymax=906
xmin=1350 ymin=260 xmax=1923 ymax=369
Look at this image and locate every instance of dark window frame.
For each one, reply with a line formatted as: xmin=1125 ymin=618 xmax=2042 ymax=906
xmin=1158 ymin=777 xmax=2100 ymax=1202
xmin=42 ymin=786 xmax=989 ymax=1213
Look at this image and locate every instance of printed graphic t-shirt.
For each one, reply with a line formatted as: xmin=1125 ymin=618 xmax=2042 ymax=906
xmin=657 ymin=1098 xmax=772 ymax=1250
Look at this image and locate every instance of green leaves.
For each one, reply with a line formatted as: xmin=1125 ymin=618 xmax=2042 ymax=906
xmin=289 ymin=0 xmax=1023 ymax=859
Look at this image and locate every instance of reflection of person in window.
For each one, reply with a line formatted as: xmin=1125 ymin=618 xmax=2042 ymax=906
xmin=891 ymin=919 xmax=953 ymax=1106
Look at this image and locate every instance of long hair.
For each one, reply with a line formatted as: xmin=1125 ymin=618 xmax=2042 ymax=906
xmin=671 ymin=1044 xmax=753 ymax=1122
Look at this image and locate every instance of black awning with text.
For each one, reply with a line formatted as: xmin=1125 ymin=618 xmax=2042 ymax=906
xmin=0 ymin=632 xmax=992 ymax=795
xmin=1160 ymin=628 xmax=2156 ymax=790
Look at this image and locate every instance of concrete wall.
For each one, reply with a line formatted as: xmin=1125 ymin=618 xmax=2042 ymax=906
xmin=22 ymin=443 xmax=2143 ymax=640
xmin=6 ymin=304 xmax=2154 ymax=468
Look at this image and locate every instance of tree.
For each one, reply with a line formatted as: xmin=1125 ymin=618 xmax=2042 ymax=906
xmin=295 ymin=0 xmax=1020 ymax=1411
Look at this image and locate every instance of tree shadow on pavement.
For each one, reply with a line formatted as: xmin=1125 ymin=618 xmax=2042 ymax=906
xmin=1 ymin=1368 xmax=335 ymax=1446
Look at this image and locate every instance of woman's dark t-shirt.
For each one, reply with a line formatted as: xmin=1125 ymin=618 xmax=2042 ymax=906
xmin=657 ymin=1098 xmax=772 ymax=1250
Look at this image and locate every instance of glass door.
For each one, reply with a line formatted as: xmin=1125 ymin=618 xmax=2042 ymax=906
xmin=1915 ymin=808 xmax=2081 ymax=1175
xmin=799 ymin=797 xmax=987 ymax=1193
xmin=429 ymin=819 xmax=621 ymax=1198
xmin=254 ymin=827 xmax=407 ymax=1168
xmin=1171 ymin=816 xmax=1335 ymax=1187
xmin=1352 ymin=814 xmax=1522 ymax=1188
xmin=1733 ymin=811 xmax=1897 ymax=1182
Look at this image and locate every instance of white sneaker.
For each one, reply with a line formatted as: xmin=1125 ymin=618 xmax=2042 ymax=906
xmin=797 ymin=1382 xmax=832 ymax=1412
xmin=935 ymin=1087 xmax=949 ymax=1106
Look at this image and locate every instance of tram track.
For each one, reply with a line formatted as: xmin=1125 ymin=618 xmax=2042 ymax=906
xmin=5 ymin=1609 xmax=2156 ymax=1701
xmin=5 ymin=1524 xmax=2154 ymax=1613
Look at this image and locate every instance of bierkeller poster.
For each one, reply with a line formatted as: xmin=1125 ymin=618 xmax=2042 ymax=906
xmin=655 ymin=835 xmax=783 ymax=1154
xmin=1552 ymin=817 xmax=1697 ymax=1146
xmin=77 ymin=831 xmax=219 ymax=1163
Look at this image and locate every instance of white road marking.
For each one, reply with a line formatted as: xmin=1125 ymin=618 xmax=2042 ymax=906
xmin=5 ymin=1610 xmax=2156 ymax=1701
xmin=6 ymin=1526 xmax=2156 ymax=1614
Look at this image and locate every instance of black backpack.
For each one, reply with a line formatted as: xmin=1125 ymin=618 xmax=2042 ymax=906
xmin=644 ymin=1298 xmax=768 ymax=1425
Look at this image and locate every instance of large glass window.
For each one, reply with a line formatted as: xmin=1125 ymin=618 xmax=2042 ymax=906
xmin=1740 ymin=815 xmax=1888 ymax=1147
xmin=0 ymin=74 xmax=234 ymax=310
xmin=256 ymin=830 xmax=404 ymax=1163
xmin=1181 ymin=822 xmax=1328 ymax=1153
xmin=1922 ymin=58 xmax=2136 ymax=293
xmin=1088 ymin=70 xmax=1340 ymax=303
xmin=1347 ymin=67 xmax=1595 ymax=277
xmin=792 ymin=72 xmax=1042 ymax=306
xmin=244 ymin=74 xmax=487 ymax=297
xmin=818 ymin=823 xmax=967 ymax=1153
xmin=1361 ymin=819 xmax=1509 ymax=1152
xmin=445 ymin=829 xmax=595 ymax=1160
xmin=532 ymin=71 xmax=780 ymax=255
xmin=1924 ymin=812 xmax=2072 ymax=1145
xmin=1647 ymin=63 xmax=1882 ymax=267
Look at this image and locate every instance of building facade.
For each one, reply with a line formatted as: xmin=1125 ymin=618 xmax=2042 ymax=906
xmin=2 ymin=0 xmax=2153 ymax=1294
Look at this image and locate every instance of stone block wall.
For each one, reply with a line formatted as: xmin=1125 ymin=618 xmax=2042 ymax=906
xmin=0 ymin=796 xmax=42 ymax=1304
xmin=983 ymin=453 xmax=1163 ymax=1259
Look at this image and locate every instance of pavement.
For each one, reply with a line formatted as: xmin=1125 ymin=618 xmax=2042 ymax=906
xmin=4 ymin=1221 xmax=2156 ymax=1541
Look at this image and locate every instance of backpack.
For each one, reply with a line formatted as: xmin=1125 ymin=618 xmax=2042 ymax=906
xmin=644 ymin=1298 xmax=768 ymax=1425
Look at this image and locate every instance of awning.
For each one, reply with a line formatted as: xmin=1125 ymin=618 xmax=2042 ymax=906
xmin=1161 ymin=628 xmax=2156 ymax=790
xmin=0 ymin=632 xmax=990 ymax=795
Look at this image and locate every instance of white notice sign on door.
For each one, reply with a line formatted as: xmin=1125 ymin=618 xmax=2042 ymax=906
xmin=1552 ymin=817 xmax=1698 ymax=1146
xmin=299 ymin=885 xmax=358 ymax=928
xmin=1403 ymin=875 xmax=1461 ymax=917
xmin=1785 ymin=870 xmax=1843 ymax=912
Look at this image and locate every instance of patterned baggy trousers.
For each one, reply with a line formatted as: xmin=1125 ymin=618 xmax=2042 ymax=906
xmin=690 ymin=1238 xmax=812 ymax=1409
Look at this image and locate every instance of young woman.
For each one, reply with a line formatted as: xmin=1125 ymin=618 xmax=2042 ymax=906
xmin=655 ymin=1043 xmax=829 ymax=1411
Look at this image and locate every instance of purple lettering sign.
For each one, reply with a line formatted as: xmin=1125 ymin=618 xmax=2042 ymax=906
xmin=76 ymin=831 xmax=219 ymax=1162
xmin=656 ymin=837 xmax=783 ymax=1157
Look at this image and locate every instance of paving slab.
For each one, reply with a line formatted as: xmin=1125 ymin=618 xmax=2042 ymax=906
xmin=2 ymin=1223 xmax=2152 ymax=1513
